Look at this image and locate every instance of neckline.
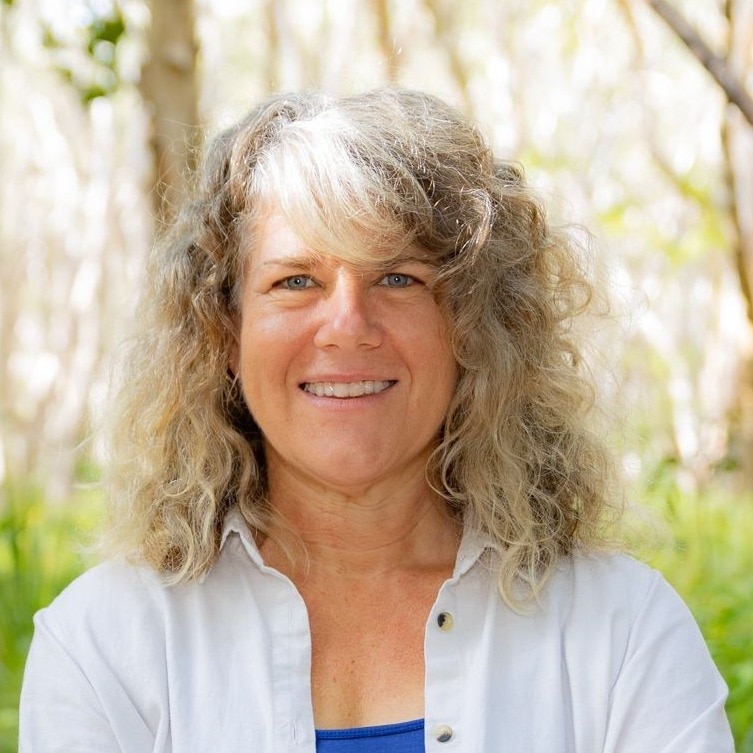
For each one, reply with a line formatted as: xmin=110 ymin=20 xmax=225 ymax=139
xmin=220 ymin=506 xmax=493 ymax=580
xmin=315 ymin=718 xmax=424 ymax=740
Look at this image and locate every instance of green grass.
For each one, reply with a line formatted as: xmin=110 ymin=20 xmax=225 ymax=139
xmin=0 ymin=480 xmax=101 ymax=753
xmin=637 ymin=481 xmax=753 ymax=752
xmin=1 ymin=478 xmax=751 ymax=750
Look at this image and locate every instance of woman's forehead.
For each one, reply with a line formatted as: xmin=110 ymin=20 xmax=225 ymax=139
xmin=245 ymin=202 xmax=427 ymax=268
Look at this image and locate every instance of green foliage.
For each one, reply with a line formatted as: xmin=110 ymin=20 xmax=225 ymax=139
xmin=0 ymin=481 xmax=101 ymax=753
xmin=42 ymin=1 xmax=128 ymax=105
xmin=637 ymin=477 xmax=753 ymax=751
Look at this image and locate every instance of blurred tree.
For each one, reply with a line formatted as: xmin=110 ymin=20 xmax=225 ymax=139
xmin=423 ymin=0 xmax=472 ymax=111
xmin=1 ymin=0 xmax=751 ymax=505
xmin=0 ymin=0 xmax=151 ymax=501
xmin=371 ymin=0 xmax=399 ymax=82
xmin=722 ymin=0 xmax=753 ymax=485
xmin=140 ymin=0 xmax=200 ymax=226
xmin=644 ymin=0 xmax=753 ymax=483
xmin=42 ymin=3 xmax=128 ymax=104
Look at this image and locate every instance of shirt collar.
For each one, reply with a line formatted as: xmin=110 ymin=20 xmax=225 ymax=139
xmin=219 ymin=507 xmax=267 ymax=569
xmin=219 ymin=505 xmax=495 ymax=577
xmin=453 ymin=512 xmax=496 ymax=578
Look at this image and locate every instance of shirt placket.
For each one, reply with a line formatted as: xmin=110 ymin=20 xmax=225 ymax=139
xmin=424 ymin=581 xmax=464 ymax=750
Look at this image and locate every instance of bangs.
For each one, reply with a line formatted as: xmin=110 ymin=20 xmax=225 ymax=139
xmin=249 ymin=109 xmax=434 ymax=267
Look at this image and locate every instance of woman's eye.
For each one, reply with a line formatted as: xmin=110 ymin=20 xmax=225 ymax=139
xmin=278 ymin=275 xmax=315 ymax=290
xmin=380 ymin=273 xmax=416 ymax=288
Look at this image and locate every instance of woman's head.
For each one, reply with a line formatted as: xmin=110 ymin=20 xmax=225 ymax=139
xmin=107 ymin=89 xmax=617 ymax=601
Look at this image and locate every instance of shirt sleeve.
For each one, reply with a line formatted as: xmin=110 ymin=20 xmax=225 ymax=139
xmin=602 ymin=570 xmax=734 ymax=753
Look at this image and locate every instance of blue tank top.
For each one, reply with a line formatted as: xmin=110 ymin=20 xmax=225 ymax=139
xmin=315 ymin=718 xmax=424 ymax=752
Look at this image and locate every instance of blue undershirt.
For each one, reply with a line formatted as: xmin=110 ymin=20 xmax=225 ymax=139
xmin=315 ymin=719 xmax=424 ymax=752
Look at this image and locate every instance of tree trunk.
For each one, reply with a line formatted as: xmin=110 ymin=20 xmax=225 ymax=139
xmin=646 ymin=0 xmax=753 ymax=128
xmin=371 ymin=0 xmax=399 ymax=83
xmin=722 ymin=0 xmax=753 ymax=486
xmin=140 ymin=0 xmax=200 ymax=227
xmin=641 ymin=0 xmax=753 ymax=487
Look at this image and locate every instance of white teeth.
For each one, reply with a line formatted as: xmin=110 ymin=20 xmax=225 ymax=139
xmin=303 ymin=380 xmax=393 ymax=398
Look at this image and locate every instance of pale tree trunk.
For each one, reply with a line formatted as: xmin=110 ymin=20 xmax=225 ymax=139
xmin=645 ymin=0 xmax=753 ymax=487
xmin=0 ymin=1 xmax=153 ymax=502
xmin=645 ymin=0 xmax=753 ymax=324
xmin=262 ymin=0 xmax=280 ymax=90
xmin=722 ymin=0 xmax=753 ymax=486
xmin=371 ymin=0 xmax=399 ymax=83
xmin=422 ymin=0 xmax=473 ymax=112
xmin=646 ymin=0 xmax=753 ymax=127
xmin=140 ymin=0 xmax=200 ymax=227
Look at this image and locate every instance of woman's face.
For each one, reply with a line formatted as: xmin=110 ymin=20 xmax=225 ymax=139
xmin=233 ymin=209 xmax=457 ymax=495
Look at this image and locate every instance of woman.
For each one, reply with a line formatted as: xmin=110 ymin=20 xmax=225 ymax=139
xmin=20 ymin=89 xmax=733 ymax=751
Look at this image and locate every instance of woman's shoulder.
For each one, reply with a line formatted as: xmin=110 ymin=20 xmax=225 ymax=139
xmin=561 ymin=550 xmax=672 ymax=600
xmin=566 ymin=550 xmax=659 ymax=593
xmin=550 ymin=551 xmax=700 ymax=639
xmin=35 ymin=541 xmax=263 ymax=647
xmin=50 ymin=557 xmax=162 ymax=606
xmin=36 ymin=559 xmax=170 ymax=643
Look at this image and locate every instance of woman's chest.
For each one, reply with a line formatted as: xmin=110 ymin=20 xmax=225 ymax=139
xmin=303 ymin=581 xmax=437 ymax=729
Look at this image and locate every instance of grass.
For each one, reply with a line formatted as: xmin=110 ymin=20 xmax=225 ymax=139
xmin=1 ymin=476 xmax=751 ymax=750
xmin=636 ymin=480 xmax=753 ymax=752
xmin=0 ymin=479 xmax=101 ymax=753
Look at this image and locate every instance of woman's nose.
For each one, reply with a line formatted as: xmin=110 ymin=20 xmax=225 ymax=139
xmin=313 ymin=273 xmax=382 ymax=350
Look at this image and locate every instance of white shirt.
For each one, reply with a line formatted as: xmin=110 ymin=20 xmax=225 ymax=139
xmin=20 ymin=509 xmax=734 ymax=752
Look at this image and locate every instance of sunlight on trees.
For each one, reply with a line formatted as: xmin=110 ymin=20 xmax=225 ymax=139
xmin=0 ymin=0 xmax=151 ymax=501
xmin=6 ymin=0 xmax=749 ymax=498
xmin=1 ymin=0 xmax=751 ymax=506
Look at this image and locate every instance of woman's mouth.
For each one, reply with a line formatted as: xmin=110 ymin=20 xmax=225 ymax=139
xmin=301 ymin=380 xmax=396 ymax=398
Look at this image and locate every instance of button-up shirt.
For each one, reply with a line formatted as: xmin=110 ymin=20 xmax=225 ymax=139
xmin=20 ymin=509 xmax=734 ymax=751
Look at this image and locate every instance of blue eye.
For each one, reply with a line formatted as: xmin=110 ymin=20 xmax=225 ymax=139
xmin=380 ymin=273 xmax=415 ymax=288
xmin=280 ymin=275 xmax=315 ymax=290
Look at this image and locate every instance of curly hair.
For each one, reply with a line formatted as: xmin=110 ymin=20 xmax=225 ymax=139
xmin=104 ymin=88 xmax=621 ymax=604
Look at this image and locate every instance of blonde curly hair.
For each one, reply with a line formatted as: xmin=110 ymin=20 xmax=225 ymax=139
xmin=105 ymin=88 xmax=620 ymax=603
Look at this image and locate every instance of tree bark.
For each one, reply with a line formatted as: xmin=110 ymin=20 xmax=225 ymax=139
xmin=645 ymin=0 xmax=753 ymax=127
xmin=422 ymin=0 xmax=473 ymax=112
xmin=140 ymin=0 xmax=200 ymax=227
xmin=371 ymin=0 xmax=399 ymax=83
xmin=722 ymin=0 xmax=753 ymax=486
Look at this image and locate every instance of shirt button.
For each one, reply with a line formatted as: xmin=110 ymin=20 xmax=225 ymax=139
xmin=436 ymin=611 xmax=454 ymax=631
xmin=434 ymin=724 xmax=453 ymax=742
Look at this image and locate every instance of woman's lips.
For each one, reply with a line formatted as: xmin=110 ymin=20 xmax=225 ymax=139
xmin=301 ymin=380 xmax=396 ymax=398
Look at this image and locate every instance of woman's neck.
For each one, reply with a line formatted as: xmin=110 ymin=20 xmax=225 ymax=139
xmin=260 ymin=458 xmax=461 ymax=579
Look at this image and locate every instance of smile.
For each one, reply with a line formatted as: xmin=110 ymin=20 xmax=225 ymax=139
xmin=301 ymin=380 xmax=396 ymax=398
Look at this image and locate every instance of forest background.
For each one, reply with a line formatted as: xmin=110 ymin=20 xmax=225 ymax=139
xmin=1 ymin=0 xmax=752 ymax=749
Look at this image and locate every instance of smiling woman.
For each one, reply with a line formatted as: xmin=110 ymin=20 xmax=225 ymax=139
xmin=19 ymin=90 xmax=733 ymax=752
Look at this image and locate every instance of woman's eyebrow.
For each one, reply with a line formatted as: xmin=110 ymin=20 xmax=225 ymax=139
xmin=373 ymin=253 xmax=435 ymax=271
xmin=401 ymin=254 xmax=434 ymax=265
xmin=251 ymin=250 xmax=434 ymax=276
xmin=255 ymin=254 xmax=320 ymax=270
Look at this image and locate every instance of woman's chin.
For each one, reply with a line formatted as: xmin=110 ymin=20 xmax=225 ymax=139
xmin=266 ymin=443 xmax=433 ymax=499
